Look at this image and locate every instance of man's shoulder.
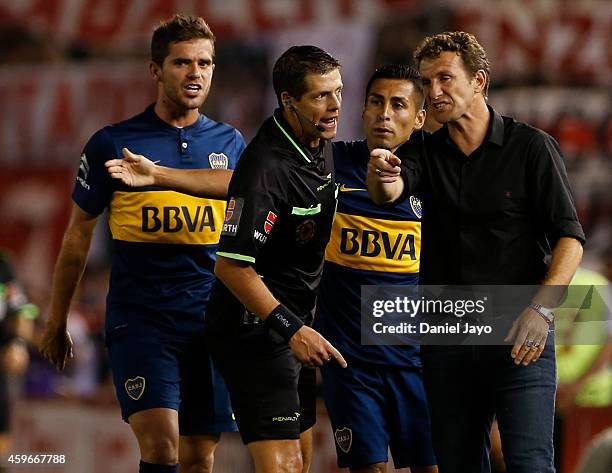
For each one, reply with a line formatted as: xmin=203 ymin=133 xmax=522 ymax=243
xmin=199 ymin=114 xmax=243 ymax=139
xmin=501 ymin=114 xmax=556 ymax=145
xmin=332 ymin=139 xmax=367 ymax=154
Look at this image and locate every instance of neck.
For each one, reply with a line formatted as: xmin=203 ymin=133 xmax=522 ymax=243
xmin=447 ymin=98 xmax=490 ymax=156
xmin=282 ymin=109 xmax=320 ymax=148
xmin=155 ymin=100 xmax=199 ymax=128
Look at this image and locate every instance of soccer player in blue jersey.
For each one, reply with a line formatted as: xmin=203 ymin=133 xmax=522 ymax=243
xmin=106 ymin=64 xmax=437 ymax=473
xmin=39 ymin=15 xmax=244 ymax=473
xmin=315 ymin=65 xmax=437 ymax=473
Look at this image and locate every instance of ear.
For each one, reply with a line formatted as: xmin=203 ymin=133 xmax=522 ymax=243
xmin=472 ymin=69 xmax=487 ymax=95
xmin=414 ymin=109 xmax=426 ymax=131
xmin=280 ymin=92 xmax=292 ymax=108
xmin=150 ymin=62 xmax=161 ymax=81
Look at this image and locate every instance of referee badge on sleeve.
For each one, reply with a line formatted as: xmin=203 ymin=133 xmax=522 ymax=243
xmin=222 ymin=197 xmax=244 ymax=236
xmin=335 ymin=427 xmax=353 ymax=453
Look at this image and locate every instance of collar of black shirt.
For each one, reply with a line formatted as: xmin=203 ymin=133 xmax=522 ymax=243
xmin=439 ymin=104 xmax=505 ymax=149
xmin=273 ymin=108 xmax=327 ymax=166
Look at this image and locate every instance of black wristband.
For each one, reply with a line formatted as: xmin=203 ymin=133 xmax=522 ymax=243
xmin=265 ymin=304 xmax=304 ymax=342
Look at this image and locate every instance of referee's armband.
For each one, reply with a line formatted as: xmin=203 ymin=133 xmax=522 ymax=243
xmin=265 ymin=304 xmax=304 ymax=342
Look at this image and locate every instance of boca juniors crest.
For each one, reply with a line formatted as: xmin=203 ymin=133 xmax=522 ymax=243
xmin=124 ymin=376 xmax=146 ymax=400
xmin=208 ymin=152 xmax=229 ymax=169
xmin=334 ymin=427 xmax=353 ymax=453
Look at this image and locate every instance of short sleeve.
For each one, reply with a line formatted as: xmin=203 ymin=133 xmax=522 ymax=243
xmin=529 ymin=131 xmax=586 ymax=245
xmin=72 ymin=128 xmax=116 ymax=216
xmin=397 ymin=130 xmax=427 ymax=201
xmin=217 ymin=160 xmax=284 ymax=264
xmin=231 ymin=129 xmax=246 ymax=167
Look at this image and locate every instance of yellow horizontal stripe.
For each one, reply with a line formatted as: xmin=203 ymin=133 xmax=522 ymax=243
xmin=109 ymin=191 xmax=226 ymax=245
xmin=325 ymin=213 xmax=420 ymax=273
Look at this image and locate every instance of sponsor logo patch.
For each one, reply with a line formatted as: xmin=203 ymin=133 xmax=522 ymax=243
xmin=272 ymin=412 xmax=300 ymax=422
xmin=338 ymin=183 xmax=367 ymax=192
xmin=208 ymin=152 xmax=229 ymax=169
xmin=124 ymin=376 xmax=145 ymax=400
xmin=409 ymin=195 xmax=422 ymax=219
xmin=335 ymin=427 xmax=352 ymax=453
xmin=264 ymin=211 xmax=277 ymax=234
xmin=295 ymin=219 xmax=316 ymax=243
xmin=76 ymin=153 xmax=91 ymax=190
xmin=222 ymin=197 xmax=244 ymax=236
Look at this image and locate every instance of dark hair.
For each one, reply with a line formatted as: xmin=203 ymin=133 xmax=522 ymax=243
xmin=151 ymin=14 xmax=215 ymax=66
xmin=272 ymin=45 xmax=341 ymax=106
xmin=365 ymin=64 xmax=425 ymax=109
xmin=414 ymin=31 xmax=491 ymax=98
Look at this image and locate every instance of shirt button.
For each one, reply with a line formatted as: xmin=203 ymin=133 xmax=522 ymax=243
xmin=182 ymin=142 xmax=188 ymax=149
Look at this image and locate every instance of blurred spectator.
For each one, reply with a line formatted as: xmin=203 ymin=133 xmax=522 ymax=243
xmin=553 ymin=259 xmax=612 ymax=472
xmin=0 ymin=250 xmax=38 ymax=459
xmin=575 ymin=427 xmax=612 ymax=473
xmin=0 ymin=24 xmax=60 ymax=64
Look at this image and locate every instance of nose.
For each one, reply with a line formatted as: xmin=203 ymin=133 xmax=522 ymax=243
xmin=378 ymin=102 xmax=391 ymax=121
xmin=187 ymin=62 xmax=201 ymax=78
xmin=328 ymin=92 xmax=341 ymax=111
xmin=428 ymin=79 xmax=442 ymax=100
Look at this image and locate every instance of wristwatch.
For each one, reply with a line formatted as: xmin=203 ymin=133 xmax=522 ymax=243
xmin=529 ymin=303 xmax=555 ymax=325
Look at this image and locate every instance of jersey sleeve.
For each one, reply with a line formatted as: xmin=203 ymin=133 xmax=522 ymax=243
xmin=72 ymin=128 xmax=117 ymax=216
xmin=217 ymin=158 xmax=284 ymax=264
xmin=231 ymin=129 xmax=246 ymax=168
xmin=528 ymin=131 xmax=586 ymax=245
xmin=397 ymin=131 xmax=427 ymax=200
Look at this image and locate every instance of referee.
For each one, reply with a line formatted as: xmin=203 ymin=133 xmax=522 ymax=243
xmin=204 ymin=45 xmax=346 ymax=473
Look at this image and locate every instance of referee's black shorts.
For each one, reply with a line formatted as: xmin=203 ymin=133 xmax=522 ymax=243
xmin=206 ymin=326 xmax=317 ymax=445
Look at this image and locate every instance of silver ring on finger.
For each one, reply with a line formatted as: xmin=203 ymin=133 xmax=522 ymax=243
xmin=375 ymin=168 xmax=382 ymax=174
xmin=525 ymin=339 xmax=535 ymax=347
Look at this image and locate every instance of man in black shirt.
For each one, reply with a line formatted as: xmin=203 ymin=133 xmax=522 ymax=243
xmin=368 ymin=32 xmax=584 ymax=473
xmin=205 ymin=46 xmax=346 ymax=473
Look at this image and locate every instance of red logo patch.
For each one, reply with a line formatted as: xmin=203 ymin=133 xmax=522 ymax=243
xmin=225 ymin=199 xmax=236 ymax=221
xmin=264 ymin=211 xmax=277 ymax=234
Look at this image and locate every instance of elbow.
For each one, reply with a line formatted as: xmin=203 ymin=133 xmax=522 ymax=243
xmin=214 ymin=257 xmax=227 ymax=280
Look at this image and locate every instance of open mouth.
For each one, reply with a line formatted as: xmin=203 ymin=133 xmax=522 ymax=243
xmin=184 ymin=83 xmax=202 ymax=96
xmin=432 ymin=101 xmax=450 ymax=111
xmin=318 ymin=117 xmax=337 ymax=130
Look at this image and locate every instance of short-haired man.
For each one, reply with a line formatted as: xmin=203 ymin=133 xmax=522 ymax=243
xmin=40 ymin=15 xmax=244 ymax=473
xmin=205 ymin=45 xmax=346 ymax=473
xmin=316 ymin=65 xmax=437 ymax=473
xmin=368 ymin=32 xmax=585 ymax=473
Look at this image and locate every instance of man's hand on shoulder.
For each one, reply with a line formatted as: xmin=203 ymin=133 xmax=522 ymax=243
xmin=105 ymin=147 xmax=157 ymax=187
xmin=289 ymin=326 xmax=347 ymax=368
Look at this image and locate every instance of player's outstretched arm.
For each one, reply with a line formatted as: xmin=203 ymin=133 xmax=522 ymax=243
xmin=214 ymin=256 xmax=347 ymax=368
xmin=39 ymin=205 xmax=97 ymax=371
xmin=366 ymin=148 xmax=404 ymax=205
xmin=105 ymin=148 xmax=233 ymax=199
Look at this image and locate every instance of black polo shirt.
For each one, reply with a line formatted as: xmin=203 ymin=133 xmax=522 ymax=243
xmin=205 ymin=110 xmax=336 ymax=335
xmin=399 ymin=106 xmax=585 ymax=285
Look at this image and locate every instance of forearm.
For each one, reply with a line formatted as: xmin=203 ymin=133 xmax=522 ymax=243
xmin=47 ymin=226 xmax=94 ymax=328
xmin=366 ymin=170 xmax=405 ymax=205
xmin=214 ymin=256 xmax=279 ymax=318
xmin=154 ymin=168 xmax=233 ymax=199
xmin=534 ymin=237 xmax=583 ymax=307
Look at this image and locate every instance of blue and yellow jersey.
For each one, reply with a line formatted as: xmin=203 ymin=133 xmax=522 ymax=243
xmin=72 ymin=105 xmax=245 ymax=334
xmin=314 ymin=140 xmax=422 ymax=367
